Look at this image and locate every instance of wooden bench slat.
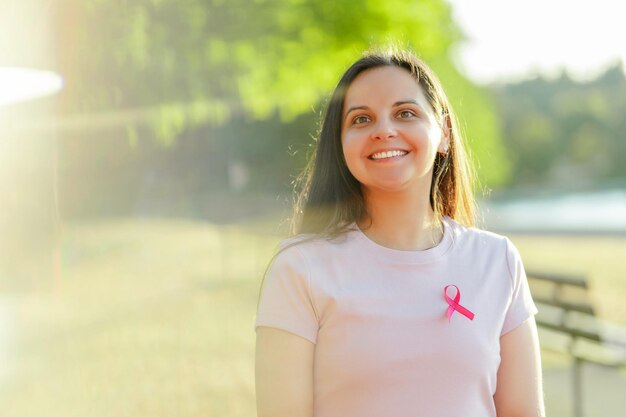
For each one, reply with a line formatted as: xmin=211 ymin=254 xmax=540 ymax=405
xmin=535 ymin=319 xmax=602 ymax=343
xmin=534 ymin=296 xmax=595 ymax=315
xmin=527 ymin=272 xmax=588 ymax=288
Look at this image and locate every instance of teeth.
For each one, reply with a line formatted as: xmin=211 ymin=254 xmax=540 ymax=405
xmin=371 ymin=150 xmax=407 ymax=160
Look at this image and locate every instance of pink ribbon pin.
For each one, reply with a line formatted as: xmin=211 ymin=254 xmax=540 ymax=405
xmin=444 ymin=285 xmax=475 ymax=322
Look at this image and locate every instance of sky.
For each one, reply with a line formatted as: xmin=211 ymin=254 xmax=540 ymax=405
xmin=445 ymin=0 xmax=626 ymax=84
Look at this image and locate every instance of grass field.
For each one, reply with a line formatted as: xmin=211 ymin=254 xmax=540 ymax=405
xmin=0 ymin=218 xmax=625 ymax=417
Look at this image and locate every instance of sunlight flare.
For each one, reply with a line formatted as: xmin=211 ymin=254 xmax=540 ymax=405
xmin=0 ymin=67 xmax=63 ymax=107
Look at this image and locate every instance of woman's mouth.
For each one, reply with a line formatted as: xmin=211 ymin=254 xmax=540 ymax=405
xmin=369 ymin=150 xmax=408 ymax=160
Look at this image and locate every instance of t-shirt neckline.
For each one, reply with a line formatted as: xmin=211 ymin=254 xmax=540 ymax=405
xmin=350 ymin=216 xmax=455 ymax=264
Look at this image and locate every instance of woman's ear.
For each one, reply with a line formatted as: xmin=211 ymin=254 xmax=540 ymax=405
xmin=438 ymin=114 xmax=451 ymax=154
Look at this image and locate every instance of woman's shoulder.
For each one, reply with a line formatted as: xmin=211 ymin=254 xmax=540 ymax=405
xmin=445 ymin=218 xmax=523 ymax=277
xmin=264 ymin=232 xmax=352 ymax=281
xmin=445 ymin=216 xmax=512 ymax=249
xmin=274 ymin=227 xmax=359 ymax=261
xmin=280 ymin=228 xmax=356 ymax=249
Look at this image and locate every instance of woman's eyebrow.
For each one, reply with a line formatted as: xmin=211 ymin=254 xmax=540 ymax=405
xmin=344 ymin=105 xmax=369 ymax=120
xmin=393 ymin=99 xmax=420 ymax=107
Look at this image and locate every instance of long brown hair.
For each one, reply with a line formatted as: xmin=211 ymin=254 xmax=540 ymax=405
xmin=291 ymin=48 xmax=476 ymax=237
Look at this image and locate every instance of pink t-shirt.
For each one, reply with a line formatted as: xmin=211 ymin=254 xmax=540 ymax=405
xmin=255 ymin=216 xmax=538 ymax=417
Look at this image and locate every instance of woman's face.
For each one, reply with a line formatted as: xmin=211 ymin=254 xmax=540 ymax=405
xmin=341 ymin=66 xmax=449 ymax=196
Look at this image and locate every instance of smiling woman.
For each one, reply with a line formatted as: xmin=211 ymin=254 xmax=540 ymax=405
xmin=255 ymin=48 xmax=546 ymax=417
xmin=0 ymin=67 xmax=63 ymax=107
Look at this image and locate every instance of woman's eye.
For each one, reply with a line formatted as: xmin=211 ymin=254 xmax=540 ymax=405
xmin=352 ymin=115 xmax=370 ymax=125
xmin=397 ymin=110 xmax=416 ymax=119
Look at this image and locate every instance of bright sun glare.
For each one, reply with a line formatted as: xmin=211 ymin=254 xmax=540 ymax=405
xmin=0 ymin=67 xmax=63 ymax=107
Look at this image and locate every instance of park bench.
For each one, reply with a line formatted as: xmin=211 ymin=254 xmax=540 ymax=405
xmin=527 ymin=271 xmax=626 ymax=417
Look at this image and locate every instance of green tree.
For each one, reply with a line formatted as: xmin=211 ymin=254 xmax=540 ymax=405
xmin=491 ymin=62 xmax=626 ymax=187
xmin=58 ymin=0 xmax=509 ymax=188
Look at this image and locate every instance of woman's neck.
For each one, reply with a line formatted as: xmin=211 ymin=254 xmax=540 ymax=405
xmin=358 ymin=189 xmax=443 ymax=251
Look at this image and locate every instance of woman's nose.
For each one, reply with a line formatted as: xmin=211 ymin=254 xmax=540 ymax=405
xmin=371 ymin=119 xmax=397 ymax=141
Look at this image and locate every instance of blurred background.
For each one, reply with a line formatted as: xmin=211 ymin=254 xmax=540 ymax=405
xmin=0 ymin=0 xmax=625 ymax=416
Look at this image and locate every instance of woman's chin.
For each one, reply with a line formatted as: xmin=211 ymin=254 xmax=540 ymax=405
xmin=363 ymin=180 xmax=414 ymax=195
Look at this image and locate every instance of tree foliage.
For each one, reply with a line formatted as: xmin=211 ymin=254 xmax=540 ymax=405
xmin=490 ymin=63 xmax=626 ymax=187
xmin=69 ymin=0 xmax=458 ymax=116
xmin=56 ymin=0 xmax=509 ymax=207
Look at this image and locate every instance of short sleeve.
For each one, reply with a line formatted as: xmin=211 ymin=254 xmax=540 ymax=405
xmin=500 ymin=238 xmax=539 ymax=336
xmin=255 ymin=245 xmax=319 ymax=344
